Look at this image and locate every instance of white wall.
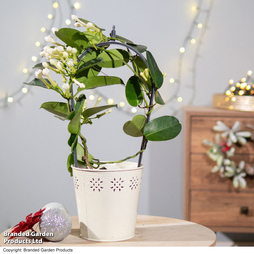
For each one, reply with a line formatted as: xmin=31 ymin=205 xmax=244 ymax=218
xmin=1 ymin=0 xmax=254 ymax=243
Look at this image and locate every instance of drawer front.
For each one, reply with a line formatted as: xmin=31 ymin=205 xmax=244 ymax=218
xmin=190 ymin=190 xmax=254 ymax=228
xmin=190 ymin=116 xmax=254 ymax=154
xmin=190 ymin=154 xmax=254 ymax=191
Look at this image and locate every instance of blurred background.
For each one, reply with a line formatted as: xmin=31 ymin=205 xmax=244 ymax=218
xmin=1 ymin=0 xmax=254 ymax=245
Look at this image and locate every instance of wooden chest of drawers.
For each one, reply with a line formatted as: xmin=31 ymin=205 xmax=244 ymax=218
xmin=183 ymin=106 xmax=254 ymax=233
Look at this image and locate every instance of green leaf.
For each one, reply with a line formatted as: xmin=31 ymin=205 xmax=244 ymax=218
xmin=155 ymin=90 xmax=165 ymax=105
xmin=127 ymin=43 xmax=147 ymax=53
xmin=97 ymin=49 xmax=130 ymax=68
xmin=76 ymin=143 xmax=94 ymax=163
xmin=68 ymin=95 xmax=86 ymax=134
xmin=76 ymin=58 xmax=104 ymax=75
xmin=144 ymin=116 xmax=181 ymax=141
xmin=123 ymin=115 xmax=147 ymax=137
xmin=83 ymin=104 xmax=117 ymax=118
xmin=76 ymin=76 xmax=124 ymax=89
xmin=76 ymin=50 xmax=101 ymax=78
xmin=40 ymin=101 xmax=69 ymax=117
xmin=83 ymin=31 xmax=105 ymax=44
xmin=125 ymin=76 xmax=143 ymax=106
xmin=67 ymin=153 xmax=74 ymax=176
xmin=68 ymin=134 xmax=78 ymax=152
xmin=55 ymin=28 xmax=90 ymax=52
xmin=146 ymin=51 xmax=164 ymax=89
xmin=24 ymin=78 xmax=49 ymax=89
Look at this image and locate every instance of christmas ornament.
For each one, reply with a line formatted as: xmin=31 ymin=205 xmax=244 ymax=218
xmin=39 ymin=202 xmax=72 ymax=241
xmin=8 ymin=202 xmax=72 ymax=242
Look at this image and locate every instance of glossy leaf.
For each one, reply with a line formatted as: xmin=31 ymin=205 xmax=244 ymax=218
xmin=76 ymin=76 xmax=124 ymax=89
xmin=125 ymin=76 xmax=143 ymax=106
xmin=97 ymin=49 xmax=130 ymax=68
xmin=144 ymin=116 xmax=181 ymax=141
xmin=55 ymin=28 xmax=90 ymax=52
xmin=76 ymin=50 xmax=101 ymax=78
xmin=155 ymin=90 xmax=165 ymax=105
xmin=67 ymin=153 xmax=74 ymax=176
xmin=83 ymin=31 xmax=105 ymax=44
xmin=127 ymin=43 xmax=147 ymax=53
xmin=123 ymin=115 xmax=147 ymax=137
xmin=83 ymin=104 xmax=117 ymax=118
xmin=24 ymin=78 xmax=49 ymax=89
xmin=76 ymin=58 xmax=103 ymax=75
xmin=146 ymin=51 xmax=163 ymax=89
xmin=40 ymin=101 xmax=69 ymax=117
xmin=68 ymin=95 xmax=86 ymax=134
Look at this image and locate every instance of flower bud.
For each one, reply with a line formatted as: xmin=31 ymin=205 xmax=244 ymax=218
xmin=62 ymin=52 xmax=69 ymax=58
xmin=71 ymin=48 xmax=77 ymax=54
xmin=67 ymin=60 xmax=74 ymax=67
xmin=35 ymin=70 xmax=43 ymax=79
xmin=87 ymin=22 xmax=94 ymax=28
xmin=45 ymin=36 xmax=55 ymax=43
xmin=42 ymin=68 xmax=50 ymax=77
xmin=42 ymin=62 xmax=49 ymax=68
xmin=71 ymin=15 xmax=79 ymax=21
xmin=66 ymin=46 xmax=72 ymax=52
xmin=50 ymin=59 xmax=57 ymax=66
xmin=57 ymin=61 xmax=63 ymax=70
xmin=74 ymin=23 xmax=82 ymax=27
xmin=57 ymin=46 xmax=64 ymax=52
xmin=62 ymin=83 xmax=70 ymax=90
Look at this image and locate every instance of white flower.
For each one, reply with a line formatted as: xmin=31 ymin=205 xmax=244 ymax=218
xmin=67 ymin=60 xmax=74 ymax=67
xmin=87 ymin=22 xmax=94 ymax=28
xmin=42 ymin=68 xmax=50 ymax=77
xmin=56 ymin=46 xmax=64 ymax=52
xmin=62 ymin=83 xmax=70 ymax=90
xmin=62 ymin=52 xmax=69 ymax=58
xmin=71 ymin=48 xmax=77 ymax=54
xmin=71 ymin=15 xmax=79 ymax=22
xmin=57 ymin=61 xmax=63 ymax=70
xmin=73 ymin=78 xmax=85 ymax=89
xmin=45 ymin=35 xmax=55 ymax=43
xmin=35 ymin=70 xmax=43 ymax=79
xmin=42 ymin=62 xmax=49 ymax=68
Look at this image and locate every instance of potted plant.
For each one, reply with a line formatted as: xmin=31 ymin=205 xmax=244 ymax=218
xmin=25 ymin=15 xmax=182 ymax=241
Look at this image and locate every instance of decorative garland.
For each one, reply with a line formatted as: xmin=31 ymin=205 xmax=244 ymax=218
xmin=203 ymin=120 xmax=254 ymax=188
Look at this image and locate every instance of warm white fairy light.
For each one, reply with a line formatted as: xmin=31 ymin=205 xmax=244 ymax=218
xmin=22 ymin=87 xmax=28 ymax=94
xmin=65 ymin=19 xmax=71 ymax=25
xmin=35 ymin=41 xmax=41 ymax=47
xmin=131 ymin=108 xmax=137 ymax=113
xmin=190 ymin=38 xmax=196 ymax=44
xmin=119 ymin=102 xmax=125 ymax=107
xmin=41 ymin=27 xmax=46 ymax=33
xmin=179 ymin=47 xmax=185 ymax=53
xmin=89 ymin=94 xmax=95 ymax=100
xmin=229 ymin=79 xmax=234 ymax=85
xmin=197 ymin=23 xmax=203 ymax=29
xmin=23 ymin=68 xmax=28 ymax=74
xmin=7 ymin=97 xmax=13 ymax=103
xmin=31 ymin=56 xmax=38 ymax=62
xmin=47 ymin=14 xmax=53 ymax=19
xmin=177 ymin=97 xmax=183 ymax=102
xmin=53 ymin=2 xmax=59 ymax=8
xmin=107 ymin=98 xmax=114 ymax=105
xmin=191 ymin=6 xmax=197 ymax=11
xmin=169 ymin=78 xmax=175 ymax=83
xmin=74 ymin=2 xmax=81 ymax=9
xmin=247 ymin=70 xmax=252 ymax=76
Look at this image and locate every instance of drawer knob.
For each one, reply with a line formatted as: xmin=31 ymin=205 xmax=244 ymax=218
xmin=240 ymin=206 xmax=249 ymax=215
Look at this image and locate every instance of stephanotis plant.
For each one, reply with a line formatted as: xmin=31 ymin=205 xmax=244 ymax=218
xmin=25 ymin=15 xmax=182 ymax=174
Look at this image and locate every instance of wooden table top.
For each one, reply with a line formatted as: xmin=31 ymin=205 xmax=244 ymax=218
xmin=0 ymin=215 xmax=216 ymax=247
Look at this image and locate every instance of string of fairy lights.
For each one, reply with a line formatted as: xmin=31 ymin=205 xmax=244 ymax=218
xmin=157 ymin=0 xmax=214 ymax=115
xmin=0 ymin=0 xmax=80 ymax=109
xmin=0 ymin=0 xmax=214 ymax=116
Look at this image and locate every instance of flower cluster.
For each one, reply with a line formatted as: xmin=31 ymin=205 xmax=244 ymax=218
xmin=203 ymin=121 xmax=254 ymax=188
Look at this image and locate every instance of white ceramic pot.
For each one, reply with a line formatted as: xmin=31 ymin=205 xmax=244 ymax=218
xmin=72 ymin=161 xmax=143 ymax=242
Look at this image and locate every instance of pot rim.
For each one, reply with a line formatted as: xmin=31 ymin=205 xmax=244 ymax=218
xmin=71 ymin=161 xmax=144 ymax=173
